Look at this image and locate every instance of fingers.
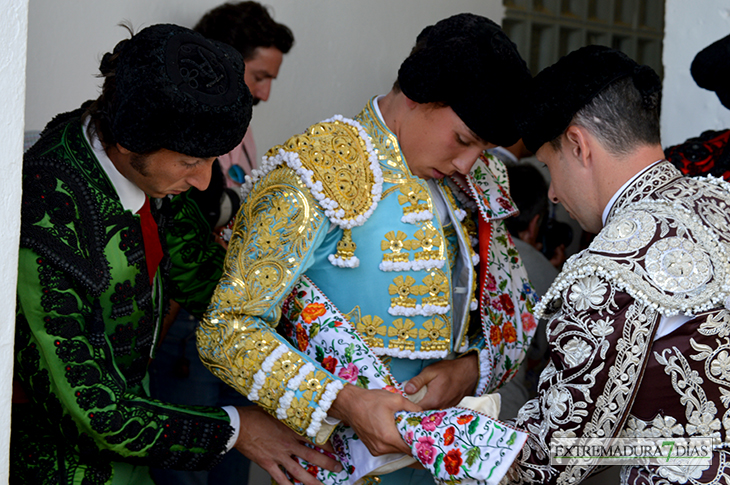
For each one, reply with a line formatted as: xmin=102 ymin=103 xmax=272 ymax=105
xmin=404 ymin=366 xmax=438 ymax=395
xmin=294 ymin=442 xmax=341 ymax=472
xmin=275 ymin=458 xmax=323 ymax=485
xmin=265 ymin=463 xmax=295 ymax=485
xmin=400 ymin=397 xmax=423 ymax=413
xmin=315 ymin=439 xmax=335 ymax=454
xmin=233 ymin=406 xmax=338 ymax=485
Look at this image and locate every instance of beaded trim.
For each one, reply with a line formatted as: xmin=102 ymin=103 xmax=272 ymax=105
xmin=536 ymin=199 xmax=730 ymax=319
xmin=241 ymin=116 xmax=383 ymax=231
xmin=306 ymin=380 xmax=345 ymax=439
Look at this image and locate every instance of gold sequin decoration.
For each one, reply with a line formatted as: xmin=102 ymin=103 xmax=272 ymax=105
xmin=407 ymin=227 xmax=443 ymax=261
xmin=283 ymin=370 xmax=329 ymax=432
xmin=285 ymin=393 xmax=315 ymax=432
xmin=258 ymin=352 xmax=303 ymax=413
xmin=355 ymin=102 xmax=408 ymax=184
xmin=419 ymin=315 xmax=450 ymax=352
xmin=389 ymin=275 xmax=421 ymax=308
xmin=265 ymin=120 xmax=377 ymax=222
xmin=381 ymin=230 xmax=410 ymax=263
xmin=387 ymin=319 xmax=417 ymax=351
xmin=335 ymin=228 xmax=357 ymax=260
xmin=357 ymin=315 xmax=386 ymax=348
xmin=418 ymin=270 xmax=450 ymax=307
xmin=397 ymin=182 xmax=431 ymax=215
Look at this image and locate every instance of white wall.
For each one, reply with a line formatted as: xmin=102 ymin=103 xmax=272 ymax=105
xmin=26 ymin=0 xmax=505 ymax=155
xmin=661 ymin=0 xmax=730 ymax=147
xmin=0 ymin=0 xmax=28 ymax=481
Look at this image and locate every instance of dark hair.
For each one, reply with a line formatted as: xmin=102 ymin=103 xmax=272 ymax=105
xmin=194 ymin=2 xmax=294 ymax=60
xmin=395 ymin=13 xmax=531 ymax=147
xmin=567 ymin=76 xmax=661 ymax=156
xmin=86 ymin=23 xmax=252 ymax=158
xmin=84 ymin=24 xmax=132 ymax=150
xmin=505 ymin=164 xmax=548 ymax=237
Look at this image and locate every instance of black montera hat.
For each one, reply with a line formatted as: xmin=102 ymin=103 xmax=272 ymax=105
xmin=691 ymin=33 xmax=730 ymax=110
xmin=397 ymin=13 xmax=531 ymax=147
xmin=518 ymin=45 xmax=660 ymax=154
xmin=108 ymin=24 xmax=253 ymax=158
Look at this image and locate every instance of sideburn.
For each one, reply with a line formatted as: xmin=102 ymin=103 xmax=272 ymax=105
xmin=129 ymin=152 xmax=149 ymax=177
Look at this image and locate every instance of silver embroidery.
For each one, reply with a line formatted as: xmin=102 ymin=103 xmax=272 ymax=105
xmin=593 ymin=212 xmax=655 ymax=254
xmin=646 ymin=237 xmax=712 ymax=293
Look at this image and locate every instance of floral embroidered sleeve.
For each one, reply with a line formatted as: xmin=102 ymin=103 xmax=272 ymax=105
xmin=198 ymin=165 xmax=347 ymax=443
xmin=507 ymin=274 xmax=661 ymax=484
xmin=454 ymin=153 xmax=538 ymax=397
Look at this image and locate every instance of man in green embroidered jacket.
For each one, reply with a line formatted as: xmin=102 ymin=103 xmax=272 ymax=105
xmin=13 ymin=24 xmax=338 ymax=485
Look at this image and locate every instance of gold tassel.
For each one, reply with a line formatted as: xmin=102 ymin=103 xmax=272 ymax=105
xmin=335 ymin=228 xmax=357 ymax=261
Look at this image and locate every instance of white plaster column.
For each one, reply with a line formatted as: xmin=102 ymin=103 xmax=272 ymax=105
xmin=0 ymin=0 xmax=29 ymax=481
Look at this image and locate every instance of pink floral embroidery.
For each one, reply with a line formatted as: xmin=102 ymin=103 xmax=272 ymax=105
xmin=485 ymin=273 xmax=497 ymax=293
xmin=415 ymin=436 xmax=437 ymax=465
xmin=420 ymin=411 xmax=446 ymax=432
xmin=521 ymin=312 xmax=537 ymax=333
xmin=405 ymin=429 xmax=414 ymax=445
xmin=337 ymin=363 xmax=359 ymax=383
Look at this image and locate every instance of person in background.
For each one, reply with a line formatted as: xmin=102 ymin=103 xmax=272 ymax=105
xmin=13 ymin=23 xmax=338 ymax=485
xmin=148 ymin=4 xmax=294 ymax=485
xmin=487 ymin=138 xmax=532 ymax=166
xmin=497 ymin=163 xmax=558 ymax=420
xmin=666 ymin=32 xmax=730 ymax=181
xmin=504 ymin=163 xmax=557 ymax=297
xmin=196 ymin=1 xmax=294 ymax=186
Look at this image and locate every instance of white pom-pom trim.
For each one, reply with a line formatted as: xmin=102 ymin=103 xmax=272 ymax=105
xmin=401 ymin=211 xmax=433 ymax=224
xmin=247 ymin=344 xmax=288 ymax=401
xmin=276 ymin=363 xmax=315 ymax=420
xmin=241 ymin=116 xmax=383 ymax=230
xmin=305 ymin=380 xmax=345 ymax=438
xmin=378 ymin=258 xmax=446 ymax=272
xmin=328 ymin=254 xmax=360 ymax=268
xmin=388 ymin=304 xmax=450 ymax=317
xmin=372 ymin=347 xmax=448 ymax=360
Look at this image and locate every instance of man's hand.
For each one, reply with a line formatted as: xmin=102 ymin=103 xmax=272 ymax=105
xmin=234 ymin=406 xmax=342 ymax=485
xmin=328 ymin=385 xmax=422 ymax=456
xmin=404 ymin=354 xmax=479 ymax=410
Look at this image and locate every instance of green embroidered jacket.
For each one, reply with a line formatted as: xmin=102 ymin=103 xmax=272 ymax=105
xmin=13 ymin=108 xmax=231 ymax=484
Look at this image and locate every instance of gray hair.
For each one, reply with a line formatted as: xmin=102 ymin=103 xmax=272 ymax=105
xmin=552 ymin=76 xmax=661 ymax=157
